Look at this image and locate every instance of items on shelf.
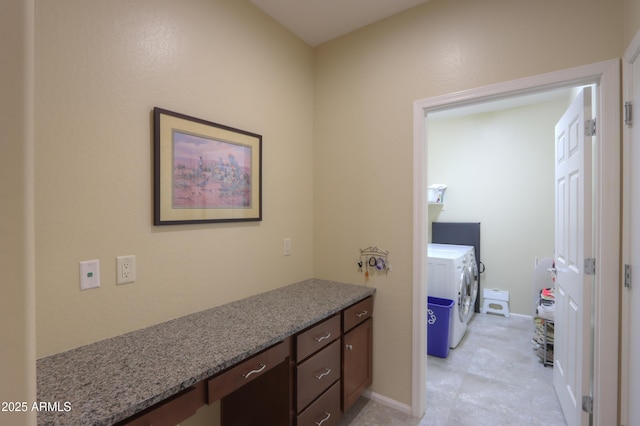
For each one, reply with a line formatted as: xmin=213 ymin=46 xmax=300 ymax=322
xmin=427 ymin=184 xmax=447 ymax=204
xmin=537 ymin=287 xmax=555 ymax=321
xmin=357 ymin=246 xmax=391 ymax=284
xmin=532 ymin=287 xmax=555 ymax=367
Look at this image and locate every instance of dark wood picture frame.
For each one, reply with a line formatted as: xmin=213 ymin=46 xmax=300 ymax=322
xmin=154 ymin=107 xmax=262 ymax=225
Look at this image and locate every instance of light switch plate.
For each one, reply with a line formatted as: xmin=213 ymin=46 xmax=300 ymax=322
xmin=284 ymin=238 xmax=292 ymax=256
xmin=79 ymin=260 xmax=100 ymax=290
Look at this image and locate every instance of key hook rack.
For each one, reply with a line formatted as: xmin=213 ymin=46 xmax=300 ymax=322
xmin=358 ymin=246 xmax=390 ymax=283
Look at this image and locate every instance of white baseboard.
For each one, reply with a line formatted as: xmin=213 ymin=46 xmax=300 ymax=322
xmin=363 ymin=390 xmax=414 ymax=417
xmin=474 ymin=311 xmax=533 ymax=320
xmin=508 ymin=312 xmax=533 ymax=320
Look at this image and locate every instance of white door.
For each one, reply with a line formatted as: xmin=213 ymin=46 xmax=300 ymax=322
xmin=553 ymin=87 xmax=593 ymax=426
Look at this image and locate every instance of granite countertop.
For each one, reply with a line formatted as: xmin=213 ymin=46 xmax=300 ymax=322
xmin=36 ymin=278 xmax=375 ymax=425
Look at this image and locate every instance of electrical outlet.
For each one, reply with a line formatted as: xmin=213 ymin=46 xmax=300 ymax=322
xmin=116 ymin=255 xmax=136 ymax=285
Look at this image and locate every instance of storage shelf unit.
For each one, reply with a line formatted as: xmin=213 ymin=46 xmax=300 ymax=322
xmin=532 ymin=288 xmax=555 ymax=367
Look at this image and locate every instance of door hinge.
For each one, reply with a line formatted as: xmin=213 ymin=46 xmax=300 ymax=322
xmin=584 ymin=258 xmax=596 ymax=276
xmin=585 ymin=119 xmax=596 ymax=136
xmin=582 ymin=395 xmax=593 ymax=414
xmin=625 ymin=264 xmax=631 ymax=288
xmin=625 ymin=101 xmax=633 ymax=127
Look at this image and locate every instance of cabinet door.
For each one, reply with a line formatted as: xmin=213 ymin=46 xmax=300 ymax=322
xmin=342 ymin=318 xmax=372 ymax=412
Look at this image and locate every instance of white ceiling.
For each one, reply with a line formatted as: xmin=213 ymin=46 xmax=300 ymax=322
xmin=249 ymin=0 xmax=430 ymax=46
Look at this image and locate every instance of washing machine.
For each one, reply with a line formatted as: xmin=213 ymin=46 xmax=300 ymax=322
xmin=427 ymin=243 xmax=477 ymax=348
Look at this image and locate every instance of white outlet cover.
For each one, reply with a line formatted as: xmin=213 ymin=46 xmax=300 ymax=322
xmin=79 ymin=260 xmax=100 ymax=290
xmin=116 ymin=255 xmax=136 ymax=285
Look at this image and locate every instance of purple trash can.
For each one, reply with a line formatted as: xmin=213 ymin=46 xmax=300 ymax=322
xmin=427 ymin=296 xmax=454 ymax=358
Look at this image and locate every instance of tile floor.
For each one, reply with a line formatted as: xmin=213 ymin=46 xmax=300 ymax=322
xmin=338 ymin=312 xmax=567 ymax=426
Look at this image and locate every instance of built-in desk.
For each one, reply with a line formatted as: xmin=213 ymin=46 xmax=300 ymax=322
xmin=37 ymin=279 xmax=375 ymax=425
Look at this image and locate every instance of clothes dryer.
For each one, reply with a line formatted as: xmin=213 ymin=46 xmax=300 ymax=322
xmin=427 ymin=243 xmax=477 ymax=348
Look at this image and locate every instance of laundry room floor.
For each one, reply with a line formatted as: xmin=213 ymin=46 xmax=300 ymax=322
xmin=337 ymin=313 xmax=567 ymax=426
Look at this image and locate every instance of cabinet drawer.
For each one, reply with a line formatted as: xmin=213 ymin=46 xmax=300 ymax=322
xmin=296 ymin=314 xmax=340 ymax=362
xmin=343 ymin=297 xmax=373 ymax=332
xmin=296 ymin=381 xmax=341 ymax=426
xmin=118 ymin=381 xmax=206 ymax=426
xmin=296 ymin=339 xmax=340 ymax=411
xmin=207 ymin=338 xmax=289 ymax=403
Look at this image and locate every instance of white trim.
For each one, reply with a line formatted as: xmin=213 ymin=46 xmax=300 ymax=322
xmin=591 ymin=58 xmax=621 ymax=426
xmin=411 ymin=87 xmax=428 ymax=418
xmin=363 ymin=390 xmax=413 ymax=416
xmin=620 ymin=32 xmax=640 ymax=426
xmin=623 ymin=30 xmax=640 ymax=64
xmin=412 ymin=59 xmax=620 ymax=423
xmin=507 ymin=312 xmax=533 ymax=320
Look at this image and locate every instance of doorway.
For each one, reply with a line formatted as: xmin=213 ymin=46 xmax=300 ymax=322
xmin=426 ymin=88 xmax=572 ymax=314
xmin=424 ymin=86 xmax=575 ymax=425
xmin=411 ymin=60 xmax=620 ymax=424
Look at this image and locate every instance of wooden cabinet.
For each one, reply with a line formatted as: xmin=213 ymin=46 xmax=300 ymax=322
xmin=118 ymin=297 xmax=373 ymax=426
xmin=116 ymin=382 xmax=206 ymax=426
xmin=295 ymin=315 xmax=341 ymax=424
xmin=343 ymin=296 xmax=373 ymax=333
xmin=207 ymin=338 xmax=290 ymax=402
xmin=296 ymin=314 xmax=340 ymax=362
xmin=220 ymin=360 xmax=291 ymax=426
xmin=212 ymin=338 xmax=292 ymax=426
xmin=342 ymin=297 xmax=373 ymax=412
xmin=296 ymin=339 xmax=341 ymax=410
xmin=296 ymin=382 xmax=341 ymax=426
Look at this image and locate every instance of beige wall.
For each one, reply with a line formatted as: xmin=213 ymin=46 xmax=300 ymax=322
xmin=625 ymin=0 xmax=640 ymax=47
xmin=4 ymin=0 xmax=640 ymax=424
xmin=314 ymin=0 xmax=622 ymax=407
xmin=1 ymin=1 xmax=36 ymax=425
xmin=34 ymin=0 xmax=315 ymax=358
xmin=428 ymin=96 xmax=571 ymax=316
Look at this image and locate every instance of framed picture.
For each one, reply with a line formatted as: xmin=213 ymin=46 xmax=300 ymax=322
xmin=154 ymin=107 xmax=262 ymax=225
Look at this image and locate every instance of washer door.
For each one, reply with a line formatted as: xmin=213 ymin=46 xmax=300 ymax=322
xmin=469 ymin=261 xmax=479 ymax=309
xmin=458 ymin=267 xmax=473 ymax=322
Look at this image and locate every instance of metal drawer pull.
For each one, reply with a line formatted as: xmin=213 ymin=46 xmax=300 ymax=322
xmin=345 ymin=344 xmax=353 ymax=350
xmin=242 ymin=363 xmax=266 ymax=379
xmin=315 ymin=368 xmax=331 ymax=379
xmin=315 ymin=412 xmax=331 ymax=426
xmin=356 ymin=310 xmax=368 ymax=318
xmin=314 ymin=332 xmax=332 ymax=342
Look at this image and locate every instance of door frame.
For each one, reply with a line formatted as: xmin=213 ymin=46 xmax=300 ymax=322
xmin=412 ymin=59 xmax=620 ymax=424
xmin=620 ymin=31 xmax=640 ymax=426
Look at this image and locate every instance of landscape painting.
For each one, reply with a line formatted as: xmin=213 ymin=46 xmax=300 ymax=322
xmin=154 ymin=107 xmax=262 ymax=225
xmin=172 ymin=131 xmax=252 ymax=209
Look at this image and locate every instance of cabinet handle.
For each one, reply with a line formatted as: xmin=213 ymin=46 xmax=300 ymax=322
xmin=356 ymin=310 xmax=368 ymax=318
xmin=242 ymin=363 xmax=266 ymax=379
xmin=314 ymin=332 xmax=331 ymax=342
xmin=314 ymin=368 xmax=331 ymax=379
xmin=315 ymin=412 xmax=331 ymax=426
xmin=345 ymin=344 xmax=353 ymax=350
